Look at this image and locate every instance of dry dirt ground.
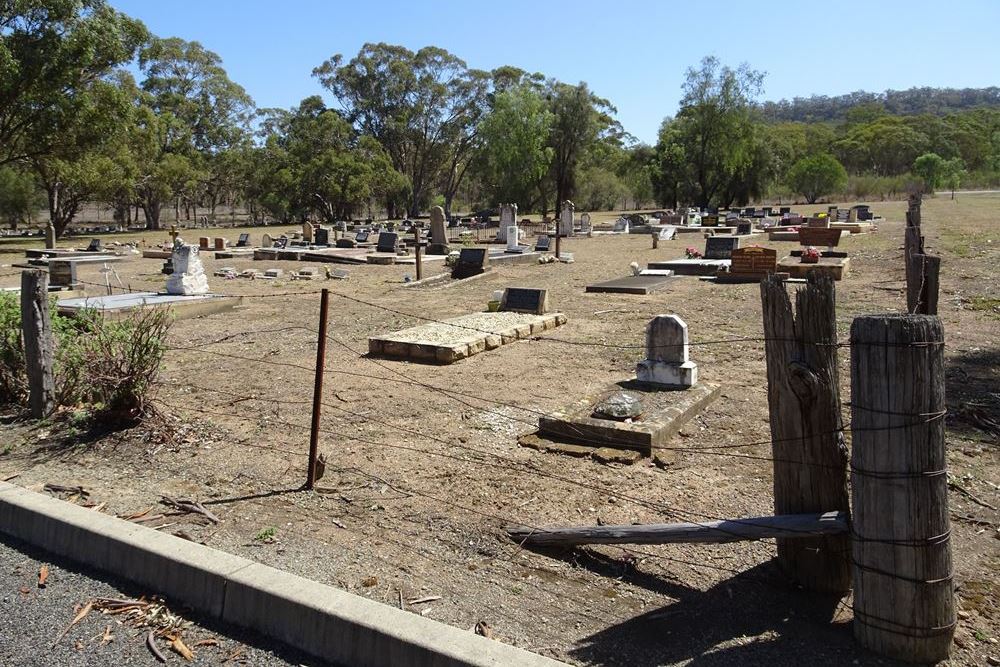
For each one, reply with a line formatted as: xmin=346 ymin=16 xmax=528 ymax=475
xmin=1 ymin=195 xmax=997 ymax=666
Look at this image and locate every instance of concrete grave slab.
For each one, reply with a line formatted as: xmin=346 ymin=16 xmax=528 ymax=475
xmin=646 ymin=259 xmax=730 ymax=276
xmin=777 ymin=256 xmax=851 ymax=280
xmin=585 ymin=275 xmax=677 ymax=294
xmin=57 ymin=292 xmax=242 ymax=320
xmin=369 ymin=311 xmax=566 ymax=364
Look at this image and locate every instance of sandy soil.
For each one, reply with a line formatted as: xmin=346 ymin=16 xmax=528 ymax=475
xmin=1 ymin=195 xmax=997 ymax=666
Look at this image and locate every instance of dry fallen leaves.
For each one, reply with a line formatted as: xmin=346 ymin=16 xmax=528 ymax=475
xmin=52 ymin=600 xmax=93 ymax=647
xmin=37 ymin=565 xmax=49 ymax=588
xmin=167 ymin=633 xmax=195 ymax=661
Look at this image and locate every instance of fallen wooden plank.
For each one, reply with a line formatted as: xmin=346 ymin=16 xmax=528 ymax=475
xmin=507 ymin=511 xmax=847 ymax=546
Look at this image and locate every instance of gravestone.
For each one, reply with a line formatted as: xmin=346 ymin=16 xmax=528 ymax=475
xmin=701 ymin=215 xmax=719 ymax=227
xmin=558 ymin=200 xmax=575 ymax=237
xmin=264 ymin=268 xmax=282 ymax=278
xmin=762 ymin=207 xmax=773 ymax=216
xmin=262 ymin=233 xmax=273 ymax=248
xmin=704 ymin=235 xmax=741 ymax=260
xmin=798 ymin=227 xmax=843 ymax=248
xmin=662 ymin=213 xmax=683 ymax=225
xmin=580 ymin=212 xmax=592 ymax=236
xmin=355 ymin=230 xmax=370 ymax=244
xmin=302 ymin=222 xmax=315 ymax=243
xmin=427 ymin=206 xmax=450 ymax=254
xmin=236 ymin=233 xmax=250 ymax=247
xmin=636 ymin=314 xmax=698 ymax=388
xmin=314 ymin=227 xmax=330 ymax=246
xmin=451 ymin=247 xmax=489 ymax=279
xmin=728 ymin=246 xmax=778 ymax=279
xmin=500 ymin=287 xmax=549 ymax=314
xmin=535 ymin=235 xmax=551 ymax=252
xmin=166 ymin=239 xmax=210 ymax=295
xmin=376 ymin=231 xmax=399 ymax=254
xmin=658 ymin=226 xmax=677 ymax=240
xmin=48 ymin=261 xmax=79 ymax=289
xmin=199 ymin=237 xmax=210 ymax=250
xmin=736 ymin=221 xmax=753 ymax=235
xmin=497 ymin=203 xmax=517 ymax=243
xmin=45 ymin=223 xmax=56 ymax=250
xmin=807 ymin=216 xmax=830 ymax=228
xmin=214 ymin=237 xmax=226 ymax=251
xmin=779 ymin=206 xmax=791 ymax=214
xmin=84 ymin=238 xmax=102 ymax=252
xmin=612 ymin=217 xmax=630 ymax=233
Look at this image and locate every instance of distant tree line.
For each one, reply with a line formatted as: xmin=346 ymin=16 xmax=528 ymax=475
xmin=2 ymin=1 xmax=1000 ymax=237
xmin=760 ymin=87 xmax=1000 ymax=123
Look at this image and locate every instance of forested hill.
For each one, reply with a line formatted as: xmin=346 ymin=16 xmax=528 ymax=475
xmin=760 ymin=87 xmax=1000 ymax=122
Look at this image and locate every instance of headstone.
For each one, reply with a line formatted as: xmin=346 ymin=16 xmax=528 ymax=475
xmin=658 ymin=226 xmax=677 ymax=241
xmin=779 ymin=206 xmax=791 ymax=215
xmin=428 ymin=206 xmax=449 ymax=247
xmin=451 ymin=247 xmax=488 ymax=279
xmin=236 ymin=233 xmax=250 ymax=248
xmin=214 ymin=237 xmax=226 ymax=251
xmin=376 ymin=232 xmax=399 ymax=254
xmin=798 ymin=227 xmax=843 ymax=248
xmin=701 ymin=215 xmax=719 ymax=227
xmin=302 ymin=221 xmax=315 ymax=243
xmin=704 ymin=236 xmax=741 ymax=260
xmin=44 ymin=223 xmax=56 ymax=250
xmin=728 ymin=246 xmax=778 ymax=279
xmin=497 ymin=203 xmax=517 ymax=243
xmin=807 ymin=216 xmax=830 ymax=228
xmin=612 ymin=217 xmax=630 ymax=233
xmin=264 ymin=268 xmax=282 ymax=278
xmin=48 ymin=260 xmax=79 ymax=288
xmin=535 ymin=235 xmax=551 ymax=252
xmin=580 ymin=213 xmax=592 ymax=236
xmin=662 ymin=214 xmax=683 ymax=225
xmin=762 ymin=207 xmax=773 ymax=216
xmin=506 ymin=226 xmax=522 ymax=252
xmin=314 ymin=227 xmax=330 ymax=246
xmin=355 ymin=230 xmax=370 ymax=244
xmin=262 ymin=233 xmax=273 ymax=248
xmin=199 ymin=237 xmax=210 ymax=250
xmin=500 ymin=287 xmax=549 ymax=314
xmin=165 ymin=240 xmax=210 ymax=295
xmin=84 ymin=238 xmax=102 ymax=252
xmin=636 ymin=314 xmax=697 ymax=388
xmin=558 ymin=200 xmax=575 ymax=237
xmin=736 ymin=221 xmax=753 ymax=235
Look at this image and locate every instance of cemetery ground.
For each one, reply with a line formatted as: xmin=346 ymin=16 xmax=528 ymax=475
xmin=1 ymin=195 xmax=997 ymax=666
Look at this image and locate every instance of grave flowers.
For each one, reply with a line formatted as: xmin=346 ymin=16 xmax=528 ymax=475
xmin=802 ymin=246 xmax=821 ymax=264
xmin=685 ymin=247 xmax=702 ymax=259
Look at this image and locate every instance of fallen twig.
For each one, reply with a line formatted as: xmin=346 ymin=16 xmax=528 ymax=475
xmin=146 ymin=631 xmax=167 ymax=663
xmin=52 ymin=600 xmax=93 ymax=647
xmin=160 ymin=496 xmax=220 ymax=524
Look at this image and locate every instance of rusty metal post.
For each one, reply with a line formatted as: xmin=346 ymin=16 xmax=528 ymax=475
xmin=413 ymin=226 xmax=423 ymax=281
xmin=306 ymin=288 xmax=330 ymax=489
xmin=555 ymin=228 xmax=561 ymax=260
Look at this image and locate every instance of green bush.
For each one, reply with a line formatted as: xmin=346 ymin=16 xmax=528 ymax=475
xmin=0 ymin=292 xmax=169 ymax=422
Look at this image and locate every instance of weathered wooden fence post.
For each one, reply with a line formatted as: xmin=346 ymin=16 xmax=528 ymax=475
xmin=850 ymin=314 xmax=954 ymax=662
xmin=20 ymin=270 xmax=55 ymax=418
xmin=760 ymin=272 xmax=851 ymax=593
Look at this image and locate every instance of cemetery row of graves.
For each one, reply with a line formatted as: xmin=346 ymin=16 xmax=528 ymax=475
xmin=0 ymin=194 xmax=997 ymax=665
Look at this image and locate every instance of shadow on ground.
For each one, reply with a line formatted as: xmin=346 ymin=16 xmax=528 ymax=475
xmin=526 ymin=546 xmax=905 ymax=666
xmin=946 ymin=346 xmax=1000 ymax=442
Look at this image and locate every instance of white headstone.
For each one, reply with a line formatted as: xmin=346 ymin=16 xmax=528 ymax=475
xmin=635 ymin=314 xmax=697 ymax=388
xmin=580 ymin=212 xmax=592 ymax=236
xmin=506 ymin=226 xmax=520 ymax=251
xmin=558 ymin=200 xmax=574 ymax=237
xmin=498 ymin=203 xmax=518 ymax=242
xmin=165 ymin=240 xmax=209 ymax=295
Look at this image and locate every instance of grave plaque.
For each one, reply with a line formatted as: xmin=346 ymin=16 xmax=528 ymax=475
xmin=355 ymin=231 xmax=370 ymax=243
xmin=236 ymin=233 xmax=250 ymax=247
xmin=729 ymin=247 xmax=777 ymax=278
xmin=701 ymin=215 xmax=719 ymax=227
xmin=535 ymin=235 xmax=551 ymax=252
xmin=314 ymin=227 xmax=330 ymax=246
xmin=451 ymin=247 xmax=489 ymax=279
xmin=376 ymin=232 xmax=399 ymax=254
xmin=736 ymin=221 xmax=753 ymax=235
xmin=704 ymin=235 xmax=741 ymax=260
xmin=500 ymin=287 xmax=549 ymax=314
xmin=798 ymin=227 xmax=843 ymax=248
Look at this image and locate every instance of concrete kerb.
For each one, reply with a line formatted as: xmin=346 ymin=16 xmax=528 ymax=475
xmin=0 ymin=482 xmax=567 ymax=667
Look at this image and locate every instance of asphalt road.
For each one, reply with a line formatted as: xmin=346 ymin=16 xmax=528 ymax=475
xmin=0 ymin=534 xmax=323 ymax=666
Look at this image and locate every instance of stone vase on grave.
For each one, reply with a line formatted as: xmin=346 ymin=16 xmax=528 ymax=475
xmin=165 ymin=240 xmax=210 ymax=295
xmin=636 ymin=314 xmax=698 ymax=388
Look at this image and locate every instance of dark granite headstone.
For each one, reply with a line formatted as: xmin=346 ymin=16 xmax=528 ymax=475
xmin=762 ymin=207 xmax=773 ymax=216
xmin=355 ymin=231 xmax=370 ymax=243
xmin=704 ymin=236 xmax=741 ymax=260
xmin=500 ymin=287 xmax=549 ymax=314
xmin=451 ymin=247 xmax=488 ymax=279
xmin=236 ymin=233 xmax=250 ymax=247
xmin=314 ymin=227 xmax=329 ymax=246
xmin=534 ymin=235 xmax=551 ymax=252
xmin=376 ymin=232 xmax=399 ymax=253
xmin=798 ymin=227 xmax=843 ymax=248
xmin=701 ymin=215 xmax=719 ymax=227
xmin=736 ymin=221 xmax=753 ymax=235
xmin=779 ymin=206 xmax=791 ymax=214
xmin=84 ymin=238 xmax=102 ymax=252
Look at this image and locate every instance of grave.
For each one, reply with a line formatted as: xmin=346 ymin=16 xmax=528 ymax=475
xmin=701 ymin=215 xmax=720 ymax=227
xmin=500 ymin=287 xmax=549 ymax=314
xmin=558 ymin=200 xmax=575 ymax=237
xmin=580 ymin=213 xmax=592 ymax=236
xmin=427 ymin=205 xmax=451 ymax=254
xmin=777 ymin=256 xmax=851 ymax=280
xmin=236 ymin=233 xmax=251 ymax=248
xmin=369 ymin=310 xmax=566 ymax=364
xmin=214 ymin=237 xmax=227 ymax=251
xmin=736 ymin=221 xmax=753 ymax=235
xmin=83 ymin=238 xmax=102 ymax=252
xmin=716 ymin=246 xmax=779 ymax=283
xmin=57 ymin=292 xmax=242 ymax=321
xmin=612 ymin=217 xmax=630 ymax=233
xmin=656 ymin=226 xmax=677 ymax=241
xmin=451 ymin=247 xmax=489 ymax=279
xmin=375 ymin=231 xmax=399 ymax=254
xmin=497 ymin=203 xmax=517 ymax=243
xmin=166 ymin=240 xmax=209 ymax=296
xmin=704 ymin=235 xmax=741 ymax=260
xmin=521 ymin=314 xmax=719 ymax=459
xmin=534 ymin=235 xmax=551 ymax=252
xmin=646 ymin=258 xmax=729 ymax=276
xmin=585 ymin=274 xmax=677 ymax=295
xmin=314 ymin=227 xmax=330 ymax=246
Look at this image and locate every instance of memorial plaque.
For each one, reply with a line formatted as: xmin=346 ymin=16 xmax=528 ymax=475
xmin=451 ymin=247 xmax=489 ymax=279
xmin=736 ymin=221 xmax=753 ymax=235
xmin=701 ymin=215 xmax=719 ymax=227
xmin=355 ymin=231 xmax=370 ymax=243
xmin=704 ymin=235 xmax=741 ymax=260
xmin=729 ymin=247 xmax=777 ymax=277
xmin=376 ymin=231 xmax=399 ymax=253
xmin=500 ymin=287 xmax=549 ymax=314
xmin=798 ymin=227 xmax=843 ymax=247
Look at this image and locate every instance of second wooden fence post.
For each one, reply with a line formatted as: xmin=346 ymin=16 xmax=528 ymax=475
xmin=20 ymin=269 xmax=55 ymax=419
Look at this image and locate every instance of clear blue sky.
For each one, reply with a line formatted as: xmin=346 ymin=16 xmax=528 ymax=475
xmin=110 ymin=0 xmax=1000 ymax=144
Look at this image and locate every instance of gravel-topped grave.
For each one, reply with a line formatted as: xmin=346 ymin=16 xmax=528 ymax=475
xmin=368 ymin=310 xmax=566 ymax=363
